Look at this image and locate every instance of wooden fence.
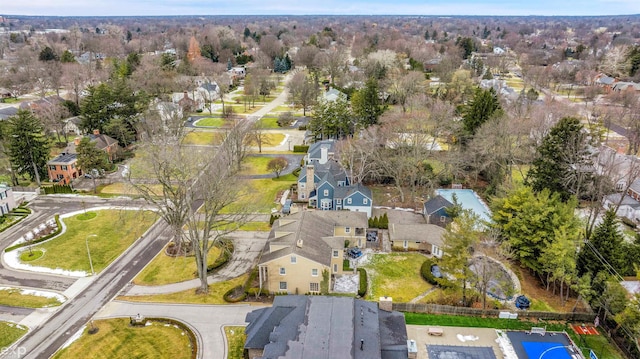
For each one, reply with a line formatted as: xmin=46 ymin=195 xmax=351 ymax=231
xmin=393 ymin=302 xmax=595 ymax=322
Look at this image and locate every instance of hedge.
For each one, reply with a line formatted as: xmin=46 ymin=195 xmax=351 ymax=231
xmin=420 ymin=258 xmax=438 ymax=285
xmin=223 ymin=285 xmax=247 ymax=303
xmin=357 ymin=268 xmax=367 ymax=297
xmin=43 ymin=184 xmax=73 ymax=194
xmin=292 ymin=145 xmax=309 ymax=153
xmin=5 ymin=214 xmax=61 ymax=252
xmin=206 ymin=239 xmax=234 ymax=273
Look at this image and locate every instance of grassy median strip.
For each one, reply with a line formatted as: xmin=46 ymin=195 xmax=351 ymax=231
xmin=0 ymin=321 xmax=27 ymax=348
xmin=0 ymin=288 xmax=62 ymax=308
xmin=52 ymin=318 xmax=192 ymax=359
xmin=119 ymin=274 xmax=247 ymax=304
xmin=22 ymin=210 xmax=157 ymax=274
xmin=225 ymin=326 xmax=246 ymax=359
xmin=134 ymin=245 xmax=222 ymax=286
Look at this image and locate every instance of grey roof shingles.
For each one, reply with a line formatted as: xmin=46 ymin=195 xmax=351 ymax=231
xmin=423 ymin=195 xmax=453 ymax=215
xmin=47 ymin=153 xmax=77 ymax=164
xmin=244 ymin=296 xmax=408 ymax=359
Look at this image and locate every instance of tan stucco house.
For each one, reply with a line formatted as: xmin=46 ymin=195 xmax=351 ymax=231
xmin=257 ymin=210 xmax=368 ymax=295
xmin=389 ymin=223 xmax=445 ymax=257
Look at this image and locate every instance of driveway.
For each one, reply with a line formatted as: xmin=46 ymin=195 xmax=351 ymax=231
xmin=125 ymin=230 xmax=268 ymax=296
xmin=95 ymin=301 xmax=257 ymax=359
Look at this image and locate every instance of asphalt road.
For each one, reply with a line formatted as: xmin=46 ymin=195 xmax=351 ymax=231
xmin=4 ymin=218 xmax=171 ymax=359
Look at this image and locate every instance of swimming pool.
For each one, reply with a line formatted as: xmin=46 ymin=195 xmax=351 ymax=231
xmin=436 ymin=189 xmax=491 ymax=223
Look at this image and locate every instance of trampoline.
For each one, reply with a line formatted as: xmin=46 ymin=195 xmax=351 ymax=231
xmin=426 ymin=345 xmax=497 ymax=359
xmin=506 ymin=331 xmax=576 ymax=359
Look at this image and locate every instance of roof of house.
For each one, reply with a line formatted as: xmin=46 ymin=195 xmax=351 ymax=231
xmin=260 ymin=211 xmax=367 ymax=266
xmin=612 ymin=82 xmax=640 ymax=92
xmin=596 ymin=75 xmax=616 ymax=85
xmin=629 ymin=178 xmax=640 ymax=195
xmin=308 ymin=140 xmax=337 ymax=161
xmin=323 ymin=87 xmax=346 ymax=102
xmin=604 ymin=193 xmax=640 ymax=209
xmin=244 ymin=295 xmax=408 ymax=359
xmin=47 ymin=153 xmax=77 ymax=165
xmin=388 ymin=223 xmax=445 ymax=246
xmin=423 ymin=195 xmax=453 ymax=215
xmin=89 ymin=133 xmax=119 ymax=150
xmin=0 ymin=106 xmax=18 ymax=120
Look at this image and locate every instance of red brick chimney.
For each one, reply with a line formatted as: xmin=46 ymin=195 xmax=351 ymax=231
xmin=74 ymin=137 xmax=81 ymax=146
xmin=93 ymin=129 xmax=100 ymax=135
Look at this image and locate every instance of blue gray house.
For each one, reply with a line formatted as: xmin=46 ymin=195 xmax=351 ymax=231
xmin=298 ymin=140 xmax=373 ymax=217
xmin=423 ymin=195 xmax=454 ymax=227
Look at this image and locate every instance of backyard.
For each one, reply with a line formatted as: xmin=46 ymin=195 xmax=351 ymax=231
xmin=362 ymin=252 xmax=432 ymax=302
xmin=52 ymin=318 xmax=193 ymax=359
xmin=19 ymin=210 xmax=157 ymax=274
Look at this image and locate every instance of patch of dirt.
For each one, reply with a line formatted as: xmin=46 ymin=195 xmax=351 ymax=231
xmin=514 ymin=265 xmax=589 ymax=312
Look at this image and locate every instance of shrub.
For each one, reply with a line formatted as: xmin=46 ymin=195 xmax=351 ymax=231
xmin=621 ymin=216 xmax=637 ymax=229
xmin=43 ymin=184 xmax=73 ymax=194
xmin=292 ymin=168 xmax=301 ymax=177
xmin=380 ymin=213 xmax=389 ymax=229
xmin=357 ymin=268 xmax=367 ymax=297
xmin=5 ymin=215 xmax=61 ymax=252
xmin=269 ymin=214 xmax=280 ymax=225
xmin=206 ymin=239 xmax=234 ymax=272
xmin=223 ymin=285 xmax=247 ymax=303
xmin=293 ymin=145 xmax=309 ymax=153
xmin=420 ymin=258 xmax=438 ymax=285
xmin=298 ymin=125 xmax=307 ymax=131
xmin=277 ymin=112 xmax=295 ymax=127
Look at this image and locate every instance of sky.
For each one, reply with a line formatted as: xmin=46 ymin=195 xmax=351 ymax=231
xmin=1 ymin=0 xmax=640 ymax=17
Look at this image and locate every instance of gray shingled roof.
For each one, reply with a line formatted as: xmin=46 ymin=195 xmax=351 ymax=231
xmin=244 ymin=296 xmax=408 ymax=359
xmin=389 ymin=223 xmax=445 ymax=247
xmin=0 ymin=107 xmax=18 ymax=120
xmin=89 ymin=133 xmax=119 ymax=150
xmin=47 ymin=153 xmax=77 ymax=164
xmin=604 ymin=193 xmax=640 ymax=209
xmin=308 ymin=140 xmax=336 ymax=161
xmin=423 ymin=195 xmax=453 ymax=215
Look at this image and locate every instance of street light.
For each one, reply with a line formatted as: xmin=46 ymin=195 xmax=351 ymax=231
xmin=86 ymin=234 xmax=98 ymax=276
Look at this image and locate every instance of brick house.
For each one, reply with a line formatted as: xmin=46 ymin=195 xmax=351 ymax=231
xmin=47 ymin=153 xmax=80 ymax=185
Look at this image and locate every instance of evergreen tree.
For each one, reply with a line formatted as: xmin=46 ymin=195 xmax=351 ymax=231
xmin=38 ymin=46 xmax=58 ymax=62
xmin=577 ymin=209 xmax=625 ymax=278
xmin=6 ymin=110 xmax=49 ymax=185
xmin=351 ymin=77 xmax=386 ymax=128
xmin=462 ymin=87 xmax=501 ymax=139
xmin=60 ymin=50 xmax=76 ymax=63
xmin=76 ymin=137 xmax=110 ymax=193
xmin=526 ymin=117 xmax=593 ymax=201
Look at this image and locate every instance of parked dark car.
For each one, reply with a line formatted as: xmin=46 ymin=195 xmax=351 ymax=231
xmin=430 ymin=264 xmax=442 ymax=278
xmin=347 ymin=247 xmax=362 ymax=258
xmin=515 ymin=295 xmax=531 ymax=309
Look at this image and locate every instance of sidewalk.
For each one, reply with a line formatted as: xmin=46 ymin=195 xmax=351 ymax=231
xmin=125 ymin=231 xmax=268 ymax=296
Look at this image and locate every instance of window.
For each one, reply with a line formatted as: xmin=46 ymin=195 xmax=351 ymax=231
xmin=290 ymin=255 xmax=297 ymax=264
xmin=323 ymin=189 xmax=329 ymax=196
xmin=279 ymin=282 xmax=287 ymax=290
xmin=49 ymin=165 xmax=56 ymax=171
xmin=347 ymin=198 xmax=352 ymax=204
xmin=333 ymin=264 xmax=338 ymax=273
xmin=345 ymin=227 xmax=351 ymax=233
xmin=57 ymin=174 xmax=64 ymax=179
xmin=311 ymin=268 xmax=318 ymax=276
xmin=61 ymin=165 xmax=68 ymax=171
xmin=440 ymin=216 xmax=446 ymax=222
xmin=336 ymin=199 xmax=341 ymax=204
xmin=279 ymin=267 xmax=286 ymax=275
xmin=300 ymin=183 xmax=305 ymax=188
xmin=333 ymin=250 xmax=339 ymax=257
xmin=363 ymin=198 xmax=368 ymax=204
xmin=310 ymin=282 xmax=319 ymax=292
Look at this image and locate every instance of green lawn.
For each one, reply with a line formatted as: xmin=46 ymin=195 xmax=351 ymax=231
xmin=239 ymin=156 xmax=275 ymax=176
xmin=119 ymin=274 xmax=247 ymax=304
xmin=134 ymin=245 xmax=222 ymax=286
xmin=225 ymin=326 xmax=247 ymax=359
xmin=182 ymin=131 xmax=224 ymax=146
xmin=194 ymin=117 xmax=226 ymax=127
xmin=570 ymin=332 xmax=624 ymax=359
xmin=261 ymin=133 xmax=286 ymax=147
xmin=0 ymin=288 xmax=63 ymax=308
xmin=52 ymin=318 xmax=193 ymax=359
xmin=0 ymin=321 xmax=27 ymax=348
xmin=222 ymin=177 xmax=294 ymax=214
xmin=362 ymin=253 xmax=432 ymax=302
xmin=404 ymin=312 xmax=567 ymax=331
xmin=258 ymin=117 xmax=280 ymax=128
xmin=22 ymin=210 xmax=157 ymax=274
